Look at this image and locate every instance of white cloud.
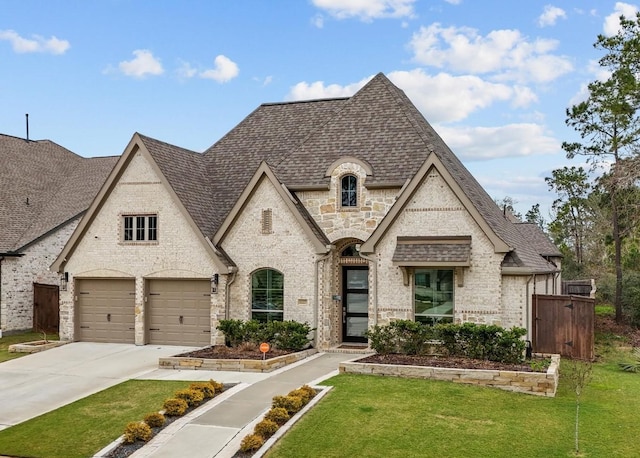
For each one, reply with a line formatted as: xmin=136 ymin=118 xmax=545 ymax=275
xmin=0 ymin=29 xmax=70 ymax=54
xmin=436 ymin=123 xmax=560 ymax=160
xmin=603 ymin=2 xmax=639 ymax=35
xmin=312 ymin=0 xmax=416 ymax=21
xmin=312 ymin=14 xmax=325 ymax=28
xmin=409 ymin=24 xmax=573 ymax=83
xmin=287 ymin=70 xmax=538 ymax=123
xmin=444 ymin=0 xmax=462 ymax=4
xmin=538 ymin=5 xmax=567 ymax=27
xmin=286 ymin=76 xmax=372 ymax=100
xmin=176 ymin=61 xmax=197 ymax=79
xmin=200 ymin=55 xmax=239 ymax=83
xmin=119 ymin=50 xmax=164 ymax=78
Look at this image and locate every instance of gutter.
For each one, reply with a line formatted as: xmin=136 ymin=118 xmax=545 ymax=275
xmin=224 ymin=267 xmax=238 ymax=320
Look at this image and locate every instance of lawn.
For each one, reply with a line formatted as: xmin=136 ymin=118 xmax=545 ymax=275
xmin=267 ymin=311 xmax=640 ymax=457
xmin=0 ymin=331 xmax=59 ymax=363
xmin=0 ymin=380 xmax=191 ymax=458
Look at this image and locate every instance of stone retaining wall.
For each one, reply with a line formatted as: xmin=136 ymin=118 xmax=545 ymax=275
xmin=158 ymin=348 xmax=318 ymax=372
xmin=339 ymin=354 xmax=560 ymax=397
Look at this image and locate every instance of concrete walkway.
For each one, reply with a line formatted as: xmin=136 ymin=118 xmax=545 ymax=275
xmin=0 ymin=342 xmax=197 ymax=430
xmin=124 ymin=352 xmax=362 ymax=458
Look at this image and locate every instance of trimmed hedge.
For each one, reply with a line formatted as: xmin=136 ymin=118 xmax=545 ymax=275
xmin=365 ymin=320 xmax=527 ymax=364
xmin=216 ymin=319 xmax=314 ymax=351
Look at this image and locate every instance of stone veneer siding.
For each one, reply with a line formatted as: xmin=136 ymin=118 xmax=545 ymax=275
xmin=1 ymin=219 xmax=78 ymax=332
xmin=59 ymin=151 xmax=221 ymax=344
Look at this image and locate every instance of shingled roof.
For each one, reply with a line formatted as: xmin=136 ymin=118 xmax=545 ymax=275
xmin=137 ymin=72 xmax=557 ymax=273
xmin=0 ymin=134 xmax=118 ymax=253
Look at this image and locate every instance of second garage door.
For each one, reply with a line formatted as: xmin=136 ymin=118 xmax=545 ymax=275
xmin=147 ymin=279 xmax=211 ymax=346
xmin=76 ymin=278 xmax=135 ymax=343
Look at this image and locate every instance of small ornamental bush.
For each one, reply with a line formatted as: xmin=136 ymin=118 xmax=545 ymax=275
xmin=174 ymin=388 xmax=204 ymax=407
xmin=163 ymin=398 xmax=188 ymax=416
xmin=254 ymin=418 xmax=279 ymax=439
xmin=298 ymin=385 xmax=317 ymax=400
xmin=189 ymin=382 xmax=215 ymax=399
xmin=288 ymin=388 xmax=311 ymax=405
xmin=239 ymin=433 xmax=264 ymax=453
xmin=143 ymin=412 xmax=166 ymax=428
xmin=209 ymin=379 xmax=225 ymax=393
xmin=122 ymin=421 xmax=153 ymax=444
xmin=217 ymin=319 xmax=314 ymax=351
xmin=264 ymin=407 xmax=290 ymax=425
xmin=272 ymin=395 xmax=303 ymax=415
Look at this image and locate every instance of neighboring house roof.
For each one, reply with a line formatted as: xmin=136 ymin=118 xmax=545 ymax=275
xmin=0 ymin=134 xmax=117 ymax=253
xmin=515 ymin=223 xmax=563 ymax=258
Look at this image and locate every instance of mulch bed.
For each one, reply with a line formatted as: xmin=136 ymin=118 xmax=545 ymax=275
xmin=597 ymin=314 xmax=640 ymax=347
xmin=356 ymin=354 xmax=543 ymax=372
xmin=176 ymin=345 xmax=295 ymax=360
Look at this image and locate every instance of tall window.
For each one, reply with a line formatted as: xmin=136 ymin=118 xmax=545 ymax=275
xmin=251 ymin=269 xmax=284 ymax=322
xmin=341 ymin=175 xmax=357 ymax=207
xmin=122 ymin=215 xmax=158 ymax=242
xmin=414 ymin=269 xmax=454 ymax=325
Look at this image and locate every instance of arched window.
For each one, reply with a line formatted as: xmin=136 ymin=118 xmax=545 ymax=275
xmin=251 ymin=269 xmax=284 ymax=322
xmin=341 ymin=175 xmax=357 ymax=207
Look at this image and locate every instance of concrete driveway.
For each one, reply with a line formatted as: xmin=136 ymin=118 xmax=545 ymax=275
xmin=0 ymin=342 xmax=196 ymax=430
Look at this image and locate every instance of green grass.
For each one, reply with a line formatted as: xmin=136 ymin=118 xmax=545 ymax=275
xmin=0 ymin=380 xmax=192 ymax=458
xmin=267 ymin=350 xmax=640 ymax=458
xmin=0 ymin=331 xmax=59 ymax=363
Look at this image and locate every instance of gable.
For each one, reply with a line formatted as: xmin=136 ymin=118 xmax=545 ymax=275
xmin=52 ymin=134 xmax=228 ymax=273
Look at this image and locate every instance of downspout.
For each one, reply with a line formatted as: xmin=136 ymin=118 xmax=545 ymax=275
xmin=359 ymin=252 xmax=378 ymax=327
xmin=224 ymin=268 xmax=238 ymax=320
xmin=525 ymin=274 xmax=535 ymax=342
xmin=314 ymin=247 xmax=333 ymax=348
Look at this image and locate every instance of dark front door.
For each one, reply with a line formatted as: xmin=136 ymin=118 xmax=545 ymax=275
xmin=33 ymin=283 xmax=59 ymax=333
xmin=342 ymin=266 xmax=369 ymax=343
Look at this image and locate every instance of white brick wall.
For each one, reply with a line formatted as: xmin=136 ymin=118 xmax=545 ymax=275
xmin=1 ymin=219 xmax=78 ymax=332
xmin=222 ymin=177 xmax=319 ymax=328
xmin=59 ymin=150 xmax=221 ymax=344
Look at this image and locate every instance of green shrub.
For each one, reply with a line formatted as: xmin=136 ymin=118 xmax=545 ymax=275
xmin=264 ymin=407 xmax=290 ymax=425
xmin=217 ymin=319 xmax=314 ymax=351
xmin=240 ymin=433 xmax=264 ymax=452
xmin=390 ymin=320 xmax=436 ymax=355
xmin=189 ymin=382 xmax=215 ymax=399
xmin=163 ymin=398 xmax=188 ymax=416
xmin=143 ymin=412 xmax=165 ymax=428
xmin=254 ymin=418 xmax=279 ymax=439
xmin=174 ymin=388 xmax=204 ymax=407
xmin=270 ymin=320 xmax=314 ymax=351
xmin=364 ymin=323 xmax=397 ymax=354
xmin=217 ymin=319 xmax=246 ymax=347
xmin=209 ymin=379 xmax=224 ymax=394
xmin=123 ymin=421 xmax=153 ymax=444
xmin=272 ymin=395 xmax=303 ymax=414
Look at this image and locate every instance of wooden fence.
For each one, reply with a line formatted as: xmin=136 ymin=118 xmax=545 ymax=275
xmin=532 ymin=294 xmax=595 ymax=360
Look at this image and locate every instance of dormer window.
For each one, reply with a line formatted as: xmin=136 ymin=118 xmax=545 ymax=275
xmin=341 ymin=175 xmax=357 ymax=207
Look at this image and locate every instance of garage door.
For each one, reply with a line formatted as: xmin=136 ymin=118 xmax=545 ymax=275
xmin=147 ymin=279 xmax=211 ymax=346
xmin=76 ymin=279 xmax=135 ymax=343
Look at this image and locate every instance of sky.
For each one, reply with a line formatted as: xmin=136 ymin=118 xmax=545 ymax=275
xmin=1 ymin=1 xmax=638 ymax=219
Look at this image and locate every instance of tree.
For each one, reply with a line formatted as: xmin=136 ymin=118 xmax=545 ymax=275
xmin=564 ymin=359 xmax=593 ymax=456
xmin=494 ymin=196 xmax=522 ymax=221
xmin=545 ymin=167 xmax=591 ymax=267
xmin=524 ymin=203 xmax=546 ymax=230
xmin=562 ymin=13 xmax=640 ymax=322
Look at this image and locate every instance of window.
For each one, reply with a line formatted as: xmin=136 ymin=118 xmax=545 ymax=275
xmin=122 ymin=215 xmax=158 ymax=242
xmin=414 ymin=269 xmax=454 ymax=325
xmin=341 ymin=175 xmax=357 ymax=207
xmin=251 ymin=269 xmax=284 ymax=322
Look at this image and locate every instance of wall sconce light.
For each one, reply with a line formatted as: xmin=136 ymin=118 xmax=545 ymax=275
xmin=211 ymin=273 xmax=219 ymax=294
xmin=60 ymin=272 xmax=69 ymax=291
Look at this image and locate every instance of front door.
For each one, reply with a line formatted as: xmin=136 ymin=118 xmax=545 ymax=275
xmin=342 ymin=266 xmax=369 ymax=343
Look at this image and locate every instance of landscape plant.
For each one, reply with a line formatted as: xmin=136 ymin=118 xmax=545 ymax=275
xmin=122 ymin=421 xmax=152 ymax=444
xmin=563 ymin=359 xmax=593 ymax=455
xmin=216 ymin=319 xmax=314 ymax=351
